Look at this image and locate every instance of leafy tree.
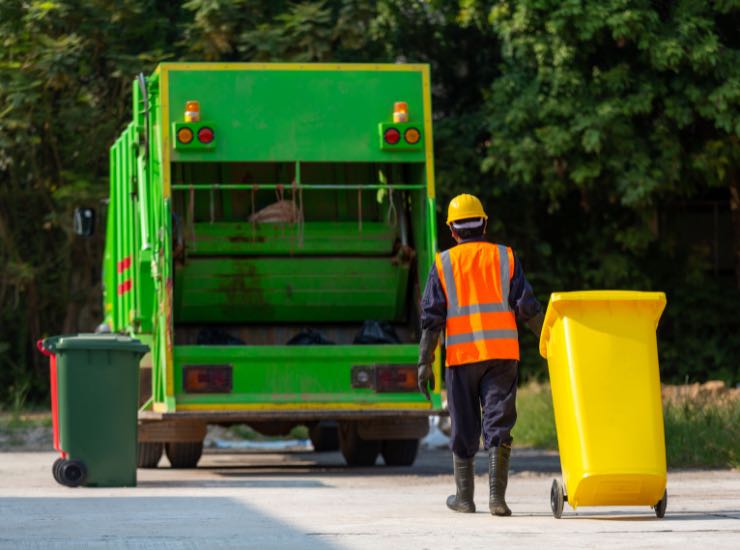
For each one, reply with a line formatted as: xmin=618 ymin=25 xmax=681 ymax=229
xmin=0 ymin=0 xmax=181 ymax=403
xmin=484 ymin=0 xmax=740 ymax=285
xmin=1 ymin=0 xmax=738 ymax=405
xmin=481 ymin=0 xmax=740 ymax=381
xmin=182 ymin=0 xmax=383 ymax=62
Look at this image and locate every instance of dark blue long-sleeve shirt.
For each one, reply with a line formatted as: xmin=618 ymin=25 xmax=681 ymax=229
xmin=420 ymin=238 xmax=542 ymax=333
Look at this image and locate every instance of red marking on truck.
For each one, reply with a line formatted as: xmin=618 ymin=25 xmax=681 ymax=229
xmin=117 ymin=279 xmax=132 ymax=295
xmin=117 ymin=256 xmax=132 ymax=274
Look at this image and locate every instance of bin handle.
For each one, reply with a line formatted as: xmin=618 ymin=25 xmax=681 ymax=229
xmin=37 ymin=338 xmax=53 ymax=357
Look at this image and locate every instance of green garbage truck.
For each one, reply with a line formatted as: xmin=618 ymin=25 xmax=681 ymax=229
xmin=93 ymin=62 xmax=443 ymax=468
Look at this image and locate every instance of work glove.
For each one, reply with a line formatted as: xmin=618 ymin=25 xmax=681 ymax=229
xmin=525 ymin=311 xmax=545 ymax=340
xmin=418 ymin=363 xmax=435 ymax=401
xmin=417 ymin=329 xmax=440 ymax=401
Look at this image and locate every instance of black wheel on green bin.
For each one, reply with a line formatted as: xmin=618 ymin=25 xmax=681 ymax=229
xmin=165 ymin=442 xmax=203 ymax=468
xmin=137 ymin=442 xmax=164 ymax=468
xmin=309 ymin=422 xmax=340 ymax=452
xmin=550 ymin=479 xmax=565 ymax=519
xmin=52 ymin=458 xmax=64 ymax=484
xmin=59 ymin=460 xmax=87 ymax=488
xmin=338 ymin=422 xmax=380 ymax=467
xmin=653 ymin=489 xmax=667 ymax=519
xmin=381 ymin=439 xmax=419 ymax=466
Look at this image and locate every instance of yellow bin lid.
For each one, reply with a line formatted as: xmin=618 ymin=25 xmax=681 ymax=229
xmin=539 ymin=290 xmax=667 ymax=358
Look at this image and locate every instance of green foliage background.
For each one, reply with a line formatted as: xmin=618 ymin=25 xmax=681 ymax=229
xmin=1 ymin=0 xmax=738 ymax=405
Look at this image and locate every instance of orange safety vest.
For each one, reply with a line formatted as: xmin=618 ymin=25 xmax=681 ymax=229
xmin=434 ymin=242 xmax=519 ymax=366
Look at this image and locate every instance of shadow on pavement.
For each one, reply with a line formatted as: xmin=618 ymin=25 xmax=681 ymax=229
xmin=565 ymin=510 xmax=740 ymax=522
xmin=0 ymin=496 xmax=340 ymax=549
xmin=138 ymin=479 xmax=328 ymax=489
xmin=191 ymin=447 xmax=560 ymax=479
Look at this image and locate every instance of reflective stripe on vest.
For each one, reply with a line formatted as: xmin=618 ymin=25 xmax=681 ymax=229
xmin=435 ymin=243 xmax=519 ymax=366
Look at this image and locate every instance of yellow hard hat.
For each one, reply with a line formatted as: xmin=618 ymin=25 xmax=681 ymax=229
xmin=446 ymin=194 xmax=487 ymax=225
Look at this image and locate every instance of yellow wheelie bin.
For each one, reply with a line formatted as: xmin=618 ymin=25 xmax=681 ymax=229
xmin=539 ymin=291 xmax=668 ymax=518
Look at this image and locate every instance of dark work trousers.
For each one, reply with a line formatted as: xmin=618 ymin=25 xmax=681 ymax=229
xmin=445 ymin=359 xmax=518 ymax=459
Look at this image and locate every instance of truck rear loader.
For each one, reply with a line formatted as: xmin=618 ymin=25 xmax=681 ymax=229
xmin=98 ymin=63 xmax=443 ymax=468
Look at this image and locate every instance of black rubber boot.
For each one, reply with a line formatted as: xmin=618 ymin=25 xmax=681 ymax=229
xmin=489 ymin=445 xmax=512 ymax=516
xmin=446 ymin=454 xmax=476 ymax=513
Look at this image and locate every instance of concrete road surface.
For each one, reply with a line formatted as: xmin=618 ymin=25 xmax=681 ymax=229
xmin=0 ymin=448 xmax=738 ymax=549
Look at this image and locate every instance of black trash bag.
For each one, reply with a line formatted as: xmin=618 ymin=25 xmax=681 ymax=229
xmin=196 ymin=327 xmax=244 ymax=346
xmin=287 ymin=329 xmax=334 ymax=345
xmin=353 ymin=321 xmax=401 ymax=345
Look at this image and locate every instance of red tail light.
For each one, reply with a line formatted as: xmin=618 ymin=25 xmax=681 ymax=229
xmin=376 ymin=365 xmax=417 ymax=392
xmin=183 ymin=365 xmax=232 ymax=393
xmin=197 ymin=127 xmax=215 ymax=144
xmin=383 ymin=127 xmax=401 ymax=145
xmin=351 ymin=364 xmax=418 ymax=393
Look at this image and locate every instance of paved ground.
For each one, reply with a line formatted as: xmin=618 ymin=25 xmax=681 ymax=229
xmin=0 ymin=447 xmax=738 ymax=549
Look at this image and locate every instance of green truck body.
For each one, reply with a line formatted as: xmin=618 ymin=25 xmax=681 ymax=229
xmin=103 ymin=63 xmax=442 ymax=467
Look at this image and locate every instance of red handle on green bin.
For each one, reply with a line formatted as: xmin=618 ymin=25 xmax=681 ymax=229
xmin=37 ymin=338 xmax=52 ymax=357
xmin=36 ymin=338 xmax=63 ymax=456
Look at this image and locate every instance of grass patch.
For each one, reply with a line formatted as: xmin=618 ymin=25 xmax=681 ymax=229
xmin=512 ymin=382 xmax=739 ymax=469
xmin=512 ymin=382 xmax=558 ymax=449
xmin=664 ymin=398 xmax=739 ymax=469
xmin=0 ymin=411 xmax=52 ymax=433
xmin=0 ymin=410 xmax=52 ymax=450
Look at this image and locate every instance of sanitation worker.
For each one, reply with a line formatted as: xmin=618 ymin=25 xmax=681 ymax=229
xmin=417 ymin=194 xmax=544 ymax=516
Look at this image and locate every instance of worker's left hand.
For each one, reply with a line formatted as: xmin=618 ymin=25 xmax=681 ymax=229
xmin=417 ymin=363 xmax=435 ymax=401
xmin=526 ymin=311 xmax=545 ymax=340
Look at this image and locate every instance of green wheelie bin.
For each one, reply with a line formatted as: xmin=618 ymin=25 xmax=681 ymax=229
xmin=41 ymin=334 xmax=148 ymax=487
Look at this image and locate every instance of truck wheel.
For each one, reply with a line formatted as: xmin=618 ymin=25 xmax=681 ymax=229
xmin=138 ymin=442 xmax=163 ymax=468
xmin=381 ymin=439 xmax=419 ymax=466
xmin=165 ymin=442 xmax=203 ymax=468
xmin=339 ymin=422 xmax=379 ymax=466
xmin=59 ymin=459 xmax=87 ymax=487
xmin=309 ymin=422 xmax=339 ymax=452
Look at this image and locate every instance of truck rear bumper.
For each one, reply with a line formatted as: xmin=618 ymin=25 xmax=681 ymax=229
xmin=139 ymin=408 xmax=446 ymax=423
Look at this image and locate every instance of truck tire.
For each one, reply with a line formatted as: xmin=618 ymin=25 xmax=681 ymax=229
xmin=339 ymin=422 xmax=379 ymax=466
xmin=381 ymin=439 xmax=419 ymax=466
xmin=309 ymin=421 xmax=339 ymax=452
xmin=165 ymin=442 xmax=203 ymax=468
xmin=137 ymin=442 xmax=163 ymax=468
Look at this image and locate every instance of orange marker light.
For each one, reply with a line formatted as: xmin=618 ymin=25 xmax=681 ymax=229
xmin=404 ymin=127 xmax=421 ymax=145
xmin=185 ymin=100 xmax=200 ymax=122
xmin=393 ymin=101 xmax=408 ymax=123
xmin=177 ymin=127 xmax=194 ymax=144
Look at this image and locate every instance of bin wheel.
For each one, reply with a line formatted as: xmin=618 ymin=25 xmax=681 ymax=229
xmin=58 ymin=460 xmax=87 ymax=487
xmin=52 ymin=457 xmax=65 ymax=484
xmin=653 ymin=489 xmax=667 ymax=519
xmin=165 ymin=442 xmax=203 ymax=468
xmin=137 ymin=442 xmax=164 ymax=468
xmin=381 ymin=439 xmax=419 ymax=466
xmin=338 ymin=422 xmax=380 ymax=467
xmin=550 ymin=479 xmax=565 ymax=519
